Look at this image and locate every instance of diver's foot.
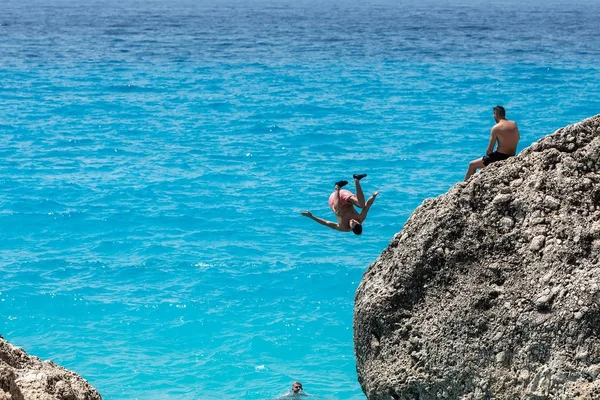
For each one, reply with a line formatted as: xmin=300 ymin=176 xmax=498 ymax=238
xmin=353 ymin=174 xmax=367 ymax=181
xmin=372 ymin=190 xmax=380 ymax=198
xmin=335 ymin=180 xmax=348 ymax=188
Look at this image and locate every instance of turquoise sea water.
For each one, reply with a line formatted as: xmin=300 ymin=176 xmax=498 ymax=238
xmin=1 ymin=0 xmax=599 ymax=398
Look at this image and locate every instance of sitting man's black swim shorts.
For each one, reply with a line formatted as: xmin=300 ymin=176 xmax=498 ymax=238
xmin=482 ymin=151 xmax=512 ymax=166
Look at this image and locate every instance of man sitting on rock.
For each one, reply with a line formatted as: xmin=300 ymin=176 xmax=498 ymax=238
xmin=301 ymin=174 xmax=379 ymax=235
xmin=465 ymin=105 xmax=521 ymax=181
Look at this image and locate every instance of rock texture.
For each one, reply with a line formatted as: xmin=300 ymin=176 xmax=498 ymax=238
xmin=354 ymin=115 xmax=600 ymax=399
xmin=0 ymin=335 xmax=102 ymax=400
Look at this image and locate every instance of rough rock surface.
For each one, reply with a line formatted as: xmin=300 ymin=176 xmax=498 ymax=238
xmin=354 ymin=115 xmax=600 ymax=399
xmin=0 ymin=335 xmax=102 ymax=400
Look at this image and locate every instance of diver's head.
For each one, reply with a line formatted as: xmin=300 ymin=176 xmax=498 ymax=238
xmin=350 ymin=219 xmax=363 ymax=235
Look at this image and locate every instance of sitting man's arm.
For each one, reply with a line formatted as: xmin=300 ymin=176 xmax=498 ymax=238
xmin=301 ymin=211 xmax=340 ymax=230
xmin=485 ymin=127 xmax=498 ymax=156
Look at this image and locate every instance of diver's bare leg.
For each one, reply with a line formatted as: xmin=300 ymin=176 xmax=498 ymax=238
xmin=353 ymin=174 xmax=367 ymax=208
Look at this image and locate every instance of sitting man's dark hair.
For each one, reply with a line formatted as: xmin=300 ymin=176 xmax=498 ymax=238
xmin=493 ymin=105 xmax=506 ymax=118
xmin=352 ymin=223 xmax=363 ymax=235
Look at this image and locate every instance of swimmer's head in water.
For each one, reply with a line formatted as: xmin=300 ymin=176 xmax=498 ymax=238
xmin=351 ymin=221 xmax=363 ymax=235
xmin=292 ymin=382 xmax=303 ymax=393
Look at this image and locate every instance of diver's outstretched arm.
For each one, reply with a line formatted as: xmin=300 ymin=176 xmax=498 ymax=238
xmin=301 ymin=211 xmax=340 ymax=230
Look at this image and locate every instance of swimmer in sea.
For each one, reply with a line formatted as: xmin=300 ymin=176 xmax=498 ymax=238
xmin=301 ymin=174 xmax=379 ymax=235
xmin=464 ymin=105 xmax=520 ymax=181
xmin=279 ymin=381 xmax=308 ymax=397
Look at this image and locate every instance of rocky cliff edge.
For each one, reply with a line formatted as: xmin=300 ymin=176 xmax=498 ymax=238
xmin=0 ymin=335 xmax=102 ymax=400
xmin=354 ymin=115 xmax=600 ymax=399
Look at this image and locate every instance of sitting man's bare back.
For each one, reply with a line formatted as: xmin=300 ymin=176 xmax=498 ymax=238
xmin=465 ymin=105 xmax=520 ymax=181
xmin=301 ymin=174 xmax=379 ymax=235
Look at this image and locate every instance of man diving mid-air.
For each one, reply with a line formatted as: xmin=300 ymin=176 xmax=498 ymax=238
xmin=301 ymin=174 xmax=379 ymax=235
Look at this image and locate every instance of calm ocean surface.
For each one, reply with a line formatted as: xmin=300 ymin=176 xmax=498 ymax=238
xmin=0 ymin=0 xmax=599 ymax=398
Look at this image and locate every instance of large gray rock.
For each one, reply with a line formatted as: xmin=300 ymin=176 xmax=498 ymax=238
xmin=354 ymin=115 xmax=600 ymax=399
xmin=0 ymin=335 xmax=102 ymax=400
